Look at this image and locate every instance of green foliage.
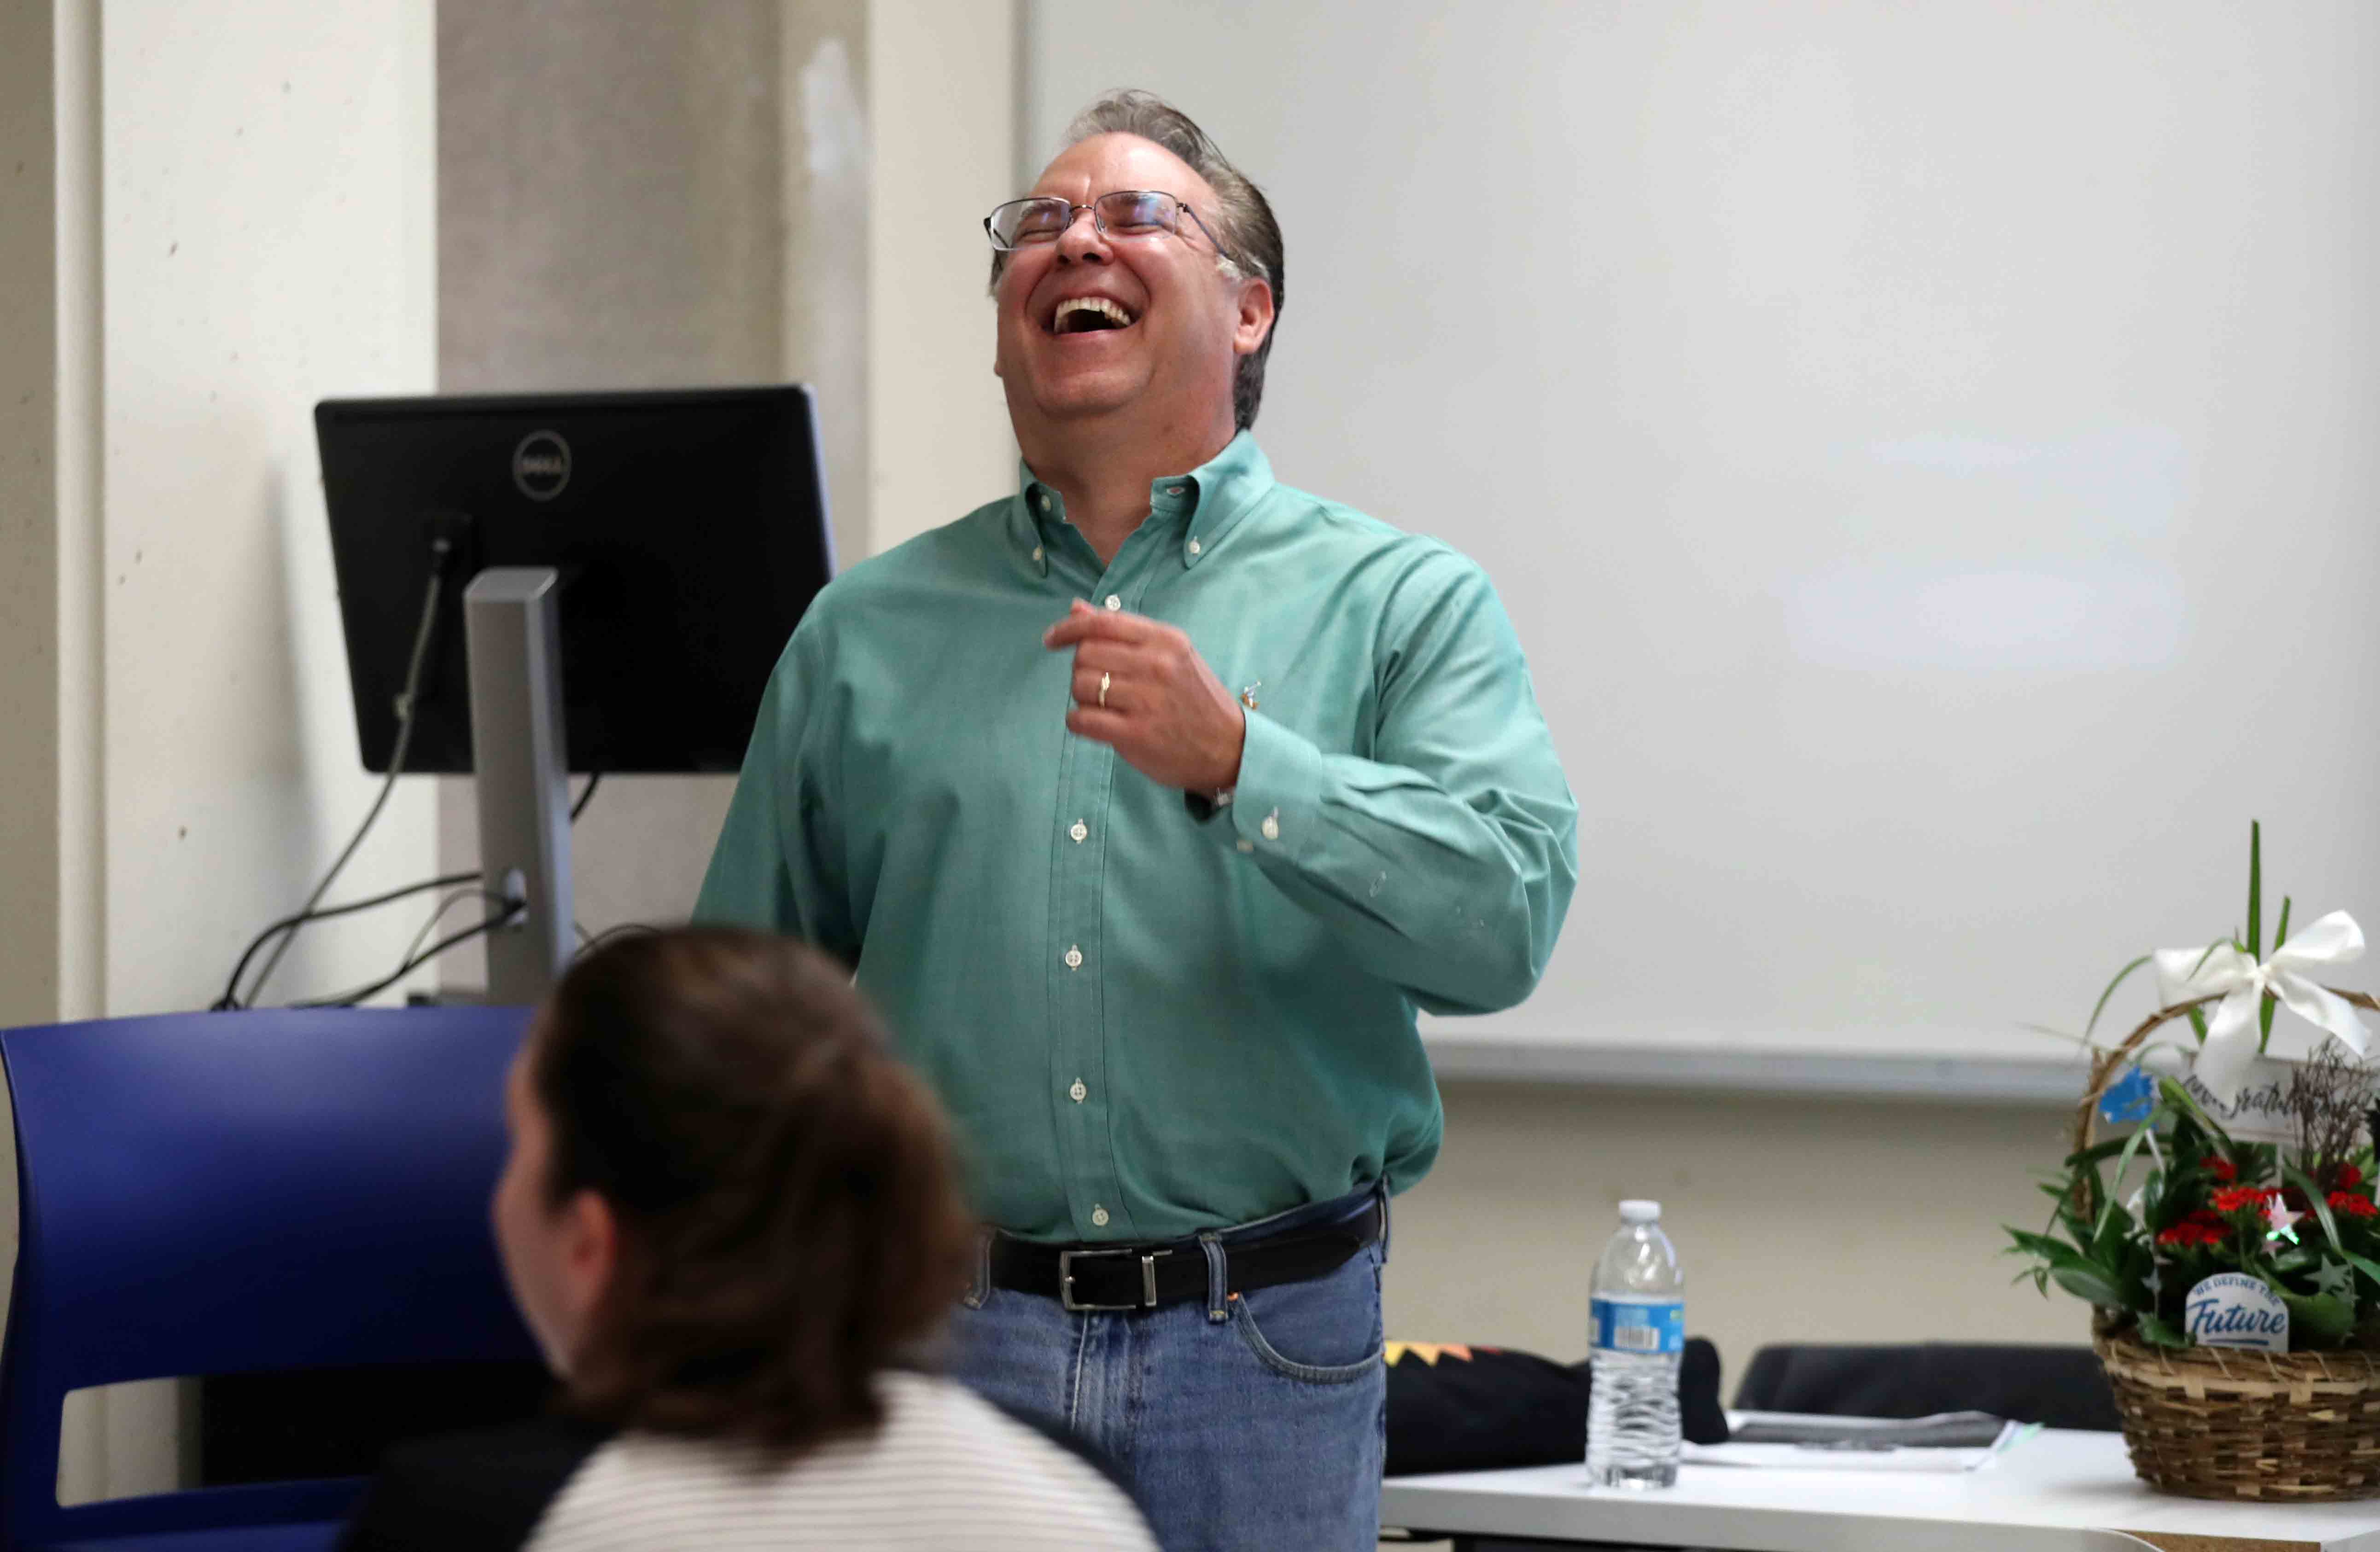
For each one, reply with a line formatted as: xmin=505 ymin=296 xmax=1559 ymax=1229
xmin=2005 ymin=1080 xmax=2380 ymax=1351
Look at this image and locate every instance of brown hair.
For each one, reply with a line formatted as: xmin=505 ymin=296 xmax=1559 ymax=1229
xmin=992 ymin=89 xmax=1285 ymax=432
xmin=528 ymin=927 xmax=976 ymax=1452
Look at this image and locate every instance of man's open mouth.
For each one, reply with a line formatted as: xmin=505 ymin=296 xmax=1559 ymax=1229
xmin=1047 ymin=296 xmax=1139 ymax=336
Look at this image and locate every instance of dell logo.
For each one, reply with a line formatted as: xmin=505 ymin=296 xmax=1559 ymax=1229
xmin=512 ymin=430 xmax=572 ymax=501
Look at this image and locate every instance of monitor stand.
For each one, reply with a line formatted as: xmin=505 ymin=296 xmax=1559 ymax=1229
xmin=462 ymin=567 xmax=573 ymax=1005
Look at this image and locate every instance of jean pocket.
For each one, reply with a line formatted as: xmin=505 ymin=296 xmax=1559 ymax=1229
xmin=1231 ymin=1245 xmax=1384 ymax=1384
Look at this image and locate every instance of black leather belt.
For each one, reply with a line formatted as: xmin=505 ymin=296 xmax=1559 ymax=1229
xmin=990 ymin=1196 xmax=1383 ymax=1314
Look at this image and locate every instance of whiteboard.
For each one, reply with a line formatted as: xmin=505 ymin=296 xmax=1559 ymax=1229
xmin=1024 ymin=2 xmax=2380 ymax=1079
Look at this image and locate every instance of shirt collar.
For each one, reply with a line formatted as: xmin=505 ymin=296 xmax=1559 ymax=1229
xmin=1012 ymin=431 xmax=1277 ymax=576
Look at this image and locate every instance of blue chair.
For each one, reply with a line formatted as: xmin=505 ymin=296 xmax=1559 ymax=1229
xmin=0 ymin=1007 xmax=545 ymax=1552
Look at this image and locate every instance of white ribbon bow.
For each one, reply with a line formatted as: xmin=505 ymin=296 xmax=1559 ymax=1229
xmin=2152 ymin=910 xmax=2373 ymax=1101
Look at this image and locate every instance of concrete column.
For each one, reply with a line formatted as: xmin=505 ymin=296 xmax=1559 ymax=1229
xmin=434 ymin=0 xmax=871 ymax=958
xmin=0 ymin=0 xmax=65 ymax=1036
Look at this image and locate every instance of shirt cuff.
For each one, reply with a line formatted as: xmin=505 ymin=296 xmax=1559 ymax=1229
xmin=1215 ymin=709 xmax=1324 ymax=861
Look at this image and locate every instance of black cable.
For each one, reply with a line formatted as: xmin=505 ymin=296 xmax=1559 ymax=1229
xmin=220 ymin=778 xmax=605 ymax=1011
xmin=295 ymin=902 xmax=524 ymax=1010
xmin=574 ymin=921 xmax=660 ymax=958
xmin=214 ymin=870 xmax=483 ymax=1011
xmin=404 ymin=886 xmax=515 ymax=969
xmin=244 ymin=535 xmax=455 ymax=1004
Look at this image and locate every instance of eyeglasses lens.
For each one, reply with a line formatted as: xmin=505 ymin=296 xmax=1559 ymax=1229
xmin=1095 ymin=191 xmax=1176 ymax=236
xmin=991 ymin=198 xmax=1068 ymax=248
xmin=988 ymin=192 xmax=1188 ymax=249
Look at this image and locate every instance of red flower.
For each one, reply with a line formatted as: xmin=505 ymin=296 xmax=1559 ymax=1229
xmin=2329 ymin=1192 xmax=2379 ymax=1219
xmin=2341 ymin=1164 xmax=2366 ymax=1190
xmin=2209 ymin=1157 xmax=2239 ymax=1184
xmin=2211 ymin=1186 xmax=2277 ymax=1214
xmin=2157 ymin=1221 xmax=2226 ymax=1248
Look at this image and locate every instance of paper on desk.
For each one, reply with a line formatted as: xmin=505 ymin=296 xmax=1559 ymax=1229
xmin=1683 ymin=1416 xmax=2036 ymax=1473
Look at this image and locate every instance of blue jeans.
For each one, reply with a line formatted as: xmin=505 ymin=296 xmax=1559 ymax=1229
xmin=945 ymin=1197 xmax=1388 ymax=1552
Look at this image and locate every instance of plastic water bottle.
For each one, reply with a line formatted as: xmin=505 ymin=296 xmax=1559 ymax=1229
xmin=1587 ymin=1199 xmax=1683 ymax=1489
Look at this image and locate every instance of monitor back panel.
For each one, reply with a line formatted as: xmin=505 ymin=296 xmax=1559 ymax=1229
xmin=317 ymin=385 xmax=832 ymax=775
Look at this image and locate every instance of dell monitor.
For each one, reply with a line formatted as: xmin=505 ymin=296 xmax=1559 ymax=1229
xmin=316 ymin=384 xmax=834 ymax=1000
xmin=317 ymin=384 xmax=833 ymax=776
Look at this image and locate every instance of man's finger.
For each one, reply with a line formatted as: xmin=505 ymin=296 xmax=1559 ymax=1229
xmin=1064 ymin=638 xmax=1159 ymax=676
xmin=1064 ymin=705 xmax=1132 ymax=744
xmin=1043 ymin=608 xmax=1158 ymax=649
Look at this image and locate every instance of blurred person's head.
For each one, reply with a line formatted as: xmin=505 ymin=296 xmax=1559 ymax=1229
xmin=490 ymin=927 xmax=976 ymax=1450
xmin=989 ymin=90 xmax=1282 ymax=453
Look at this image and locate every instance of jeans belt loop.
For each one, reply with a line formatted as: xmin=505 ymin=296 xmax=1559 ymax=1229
xmin=1198 ymin=1231 xmax=1229 ymax=1324
xmin=962 ymin=1228 xmax=992 ymax=1310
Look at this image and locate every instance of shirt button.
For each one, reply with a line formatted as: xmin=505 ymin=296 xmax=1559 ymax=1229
xmin=1091 ymin=1206 xmax=1110 ymax=1227
xmin=1069 ymin=820 xmax=1088 ymax=843
xmin=1261 ymin=812 xmax=1281 ymax=842
xmin=1237 ymin=839 xmax=1254 ymax=854
xmin=1064 ymin=945 xmax=1083 ymax=970
xmin=1103 ymin=594 xmax=1122 ymax=611
xmin=1032 ymin=545 xmax=1043 ymax=564
xmin=1187 ymin=538 xmax=1202 ymax=556
xmin=1069 ymin=1079 xmax=1087 ymax=1104
xmin=1037 ymin=492 xmax=1050 ymax=511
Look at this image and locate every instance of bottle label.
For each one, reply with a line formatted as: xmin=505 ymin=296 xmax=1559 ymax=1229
xmin=1591 ymin=1296 xmax=1684 ymax=1355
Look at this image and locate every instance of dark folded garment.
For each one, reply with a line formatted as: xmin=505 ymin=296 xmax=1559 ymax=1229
xmin=1384 ymin=1337 xmax=1728 ymax=1476
xmin=1732 ymin=1343 xmax=2120 ymax=1433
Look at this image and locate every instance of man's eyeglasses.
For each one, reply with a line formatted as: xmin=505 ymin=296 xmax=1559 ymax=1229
xmin=983 ymin=190 xmax=1230 ymax=258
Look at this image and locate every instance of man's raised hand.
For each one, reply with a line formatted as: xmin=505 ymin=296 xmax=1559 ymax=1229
xmin=1043 ymin=600 xmax=1244 ymax=794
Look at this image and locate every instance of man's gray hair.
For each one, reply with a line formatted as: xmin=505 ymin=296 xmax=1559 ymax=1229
xmin=998 ymin=89 xmax=1285 ymax=432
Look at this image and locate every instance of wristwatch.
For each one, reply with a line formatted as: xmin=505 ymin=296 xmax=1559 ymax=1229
xmin=1184 ymin=785 xmax=1235 ymax=823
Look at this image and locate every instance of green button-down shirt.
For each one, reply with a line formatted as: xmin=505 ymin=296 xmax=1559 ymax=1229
xmin=694 ymin=433 xmax=1576 ymax=1242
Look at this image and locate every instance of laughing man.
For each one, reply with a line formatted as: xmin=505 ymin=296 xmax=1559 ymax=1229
xmin=696 ymin=90 xmax=1577 ymax=1552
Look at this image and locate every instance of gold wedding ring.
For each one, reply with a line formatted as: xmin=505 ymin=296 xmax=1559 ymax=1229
xmin=1097 ymin=671 xmax=1111 ymax=709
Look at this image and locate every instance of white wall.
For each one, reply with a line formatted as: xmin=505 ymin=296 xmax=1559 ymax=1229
xmin=98 ymin=0 xmax=439 ymax=1017
xmin=1391 ymin=1083 xmax=2072 ymax=1367
xmin=8 ymin=0 xmax=439 ymax=1500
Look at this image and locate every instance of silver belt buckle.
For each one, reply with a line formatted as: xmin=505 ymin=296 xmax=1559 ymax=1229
xmin=1058 ymin=1247 xmax=1168 ymax=1312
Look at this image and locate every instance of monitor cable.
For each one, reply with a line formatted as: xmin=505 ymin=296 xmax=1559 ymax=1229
xmin=212 ymin=870 xmax=481 ymax=1011
xmin=212 ymin=770 xmax=605 ymax=1011
xmin=295 ymin=897 xmax=524 ymax=1010
xmin=239 ymin=531 xmax=455 ymax=1006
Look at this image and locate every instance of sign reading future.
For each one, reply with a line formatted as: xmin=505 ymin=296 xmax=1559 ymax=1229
xmin=2185 ymin=1272 xmax=2290 ymax=1354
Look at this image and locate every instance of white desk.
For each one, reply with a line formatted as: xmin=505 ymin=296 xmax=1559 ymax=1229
xmin=1381 ymin=1430 xmax=2380 ymax=1551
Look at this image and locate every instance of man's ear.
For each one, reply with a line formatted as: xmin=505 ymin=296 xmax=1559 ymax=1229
xmin=1232 ymin=277 xmax=1276 ymax=358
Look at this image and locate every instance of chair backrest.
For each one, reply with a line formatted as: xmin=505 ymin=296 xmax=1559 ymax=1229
xmin=0 ymin=1006 xmax=543 ymax=1545
xmin=1732 ymin=1342 xmax=2120 ymax=1431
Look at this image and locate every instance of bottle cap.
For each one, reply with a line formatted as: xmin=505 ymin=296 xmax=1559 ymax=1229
xmin=1619 ymin=1199 xmax=1660 ymax=1223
